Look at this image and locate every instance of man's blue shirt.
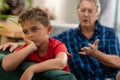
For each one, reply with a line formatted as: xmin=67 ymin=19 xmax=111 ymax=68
xmin=53 ymin=21 xmax=120 ymax=80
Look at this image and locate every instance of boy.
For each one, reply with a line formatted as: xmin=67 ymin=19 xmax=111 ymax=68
xmin=2 ymin=8 xmax=74 ymax=80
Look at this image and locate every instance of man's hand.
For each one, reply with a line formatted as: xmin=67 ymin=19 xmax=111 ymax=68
xmin=79 ymin=39 xmax=99 ymax=56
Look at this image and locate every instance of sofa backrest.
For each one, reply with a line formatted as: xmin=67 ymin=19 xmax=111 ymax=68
xmin=50 ymin=24 xmax=78 ymax=37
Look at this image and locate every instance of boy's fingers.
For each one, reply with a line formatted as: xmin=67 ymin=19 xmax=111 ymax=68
xmin=0 ymin=44 xmax=11 ymax=51
xmin=0 ymin=46 xmax=3 ymax=50
xmin=10 ymin=47 xmax=15 ymax=52
xmin=3 ymin=46 xmax=8 ymax=51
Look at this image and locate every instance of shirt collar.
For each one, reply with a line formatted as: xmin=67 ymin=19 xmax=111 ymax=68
xmin=76 ymin=21 xmax=101 ymax=36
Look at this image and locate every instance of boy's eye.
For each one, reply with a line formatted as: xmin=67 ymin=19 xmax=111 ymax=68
xmin=31 ymin=28 xmax=38 ymax=32
xmin=23 ymin=30 xmax=28 ymax=35
xmin=31 ymin=26 xmax=40 ymax=32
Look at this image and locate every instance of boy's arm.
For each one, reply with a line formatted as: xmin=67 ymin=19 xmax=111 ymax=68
xmin=2 ymin=41 xmax=37 ymax=71
xmin=20 ymin=52 xmax=68 ymax=80
xmin=30 ymin=52 xmax=68 ymax=72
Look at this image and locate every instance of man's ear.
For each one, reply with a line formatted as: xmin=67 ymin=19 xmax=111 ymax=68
xmin=47 ymin=24 xmax=52 ymax=34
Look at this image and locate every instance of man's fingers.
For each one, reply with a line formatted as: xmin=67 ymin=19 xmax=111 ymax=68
xmin=81 ymin=47 xmax=90 ymax=53
xmin=81 ymin=47 xmax=89 ymax=51
xmin=94 ymin=39 xmax=99 ymax=46
xmin=88 ymin=43 xmax=94 ymax=49
xmin=79 ymin=51 xmax=87 ymax=55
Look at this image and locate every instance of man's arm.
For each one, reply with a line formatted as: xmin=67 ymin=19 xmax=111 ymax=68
xmin=90 ymin=50 xmax=120 ymax=68
xmin=79 ymin=39 xmax=120 ymax=68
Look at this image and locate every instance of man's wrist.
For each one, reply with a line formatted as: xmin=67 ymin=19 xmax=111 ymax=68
xmin=91 ymin=50 xmax=99 ymax=58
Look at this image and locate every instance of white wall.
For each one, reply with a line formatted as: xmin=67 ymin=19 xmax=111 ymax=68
xmin=116 ymin=0 xmax=120 ymax=40
xmin=32 ymin=0 xmax=46 ymax=9
xmin=32 ymin=0 xmax=79 ymax=24
xmin=32 ymin=0 xmax=117 ymax=28
xmin=116 ymin=0 xmax=120 ymax=31
xmin=99 ymin=0 xmax=117 ymax=28
xmin=58 ymin=0 xmax=79 ymax=24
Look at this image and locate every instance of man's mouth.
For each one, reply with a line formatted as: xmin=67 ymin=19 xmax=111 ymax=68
xmin=83 ymin=19 xmax=89 ymax=22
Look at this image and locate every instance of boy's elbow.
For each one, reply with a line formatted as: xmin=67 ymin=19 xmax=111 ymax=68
xmin=2 ymin=63 xmax=10 ymax=71
xmin=57 ymin=59 xmax=67 ymax=69
xmin=2 ymin=61 xmax=14 ymax=71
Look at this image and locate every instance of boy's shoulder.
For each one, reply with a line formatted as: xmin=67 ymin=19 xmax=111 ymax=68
xmin=49 ymin=38 xmax=63 ymax=45
xmin=49 ymin=38 xmax=66 ymax=48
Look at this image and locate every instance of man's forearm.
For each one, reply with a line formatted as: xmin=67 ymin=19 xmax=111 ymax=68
xmin=92 ymin=50 xmax=120 ymax=68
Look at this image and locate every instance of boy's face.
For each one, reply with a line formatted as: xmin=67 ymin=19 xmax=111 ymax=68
xmin=22 ymin=20 xmax=51 ymax=46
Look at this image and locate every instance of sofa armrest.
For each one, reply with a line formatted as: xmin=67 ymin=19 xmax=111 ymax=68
xmin=0 ymin=54 xmax=5 ymax=61
xmin=18 ymin=61 xmax=35 ymax=70
xmin=0 ymin=50 xmax=9 ymax=63
xmin=0 ymin=50 xmax=35 ymax=70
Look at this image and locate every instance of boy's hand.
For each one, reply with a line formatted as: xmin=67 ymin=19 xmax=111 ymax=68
xmin=20 ymin=67 xmax=34 ymax=80
xmin=79 ymin=39 xmax=99 ymax=56
xmin=24 ymin=39 xmax=37 ymax=51
xmin=0 ymin=42 xmax=20 ymax=52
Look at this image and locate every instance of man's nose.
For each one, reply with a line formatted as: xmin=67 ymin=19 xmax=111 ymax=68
xmin=83 ymin=10 xmax=89 ymax=16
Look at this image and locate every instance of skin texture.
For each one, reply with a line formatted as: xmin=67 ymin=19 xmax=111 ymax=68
xmin=0 ymin=0 xmax=120 ymax=79
xmin=77 ymin=0 xmax=98 ymax=39
xmin=2 ymin=19 xmax=68 ymax=80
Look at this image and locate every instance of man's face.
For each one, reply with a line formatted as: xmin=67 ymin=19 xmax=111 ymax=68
xmin=78 ymin=0 xmax=99 ymax=27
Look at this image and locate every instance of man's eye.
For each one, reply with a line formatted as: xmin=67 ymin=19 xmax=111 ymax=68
xmin=80 ymin=9 xmax=86 ymax=13
xmin=88 ymin=10 xmax=94 ymax=13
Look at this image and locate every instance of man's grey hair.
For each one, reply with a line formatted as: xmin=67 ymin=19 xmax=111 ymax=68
xmin=77 ymin=0 xmax=101 ymax=15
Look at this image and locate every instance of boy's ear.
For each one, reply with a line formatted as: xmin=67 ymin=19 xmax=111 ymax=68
xmin=47 ymin=24 xmax=52 ymax=34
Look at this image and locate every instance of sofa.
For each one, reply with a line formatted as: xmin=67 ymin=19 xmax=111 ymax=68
xmin=0 ymin=50 xmax=76 ymax=80
xmin=50 ymin=24 xmax=78 ymax=37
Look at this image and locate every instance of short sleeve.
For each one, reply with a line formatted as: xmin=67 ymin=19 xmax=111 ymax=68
xmin=15 ymin=44 xmax=27 ymax=51
xmin=53 ymin=43 xmax=71 ymax=59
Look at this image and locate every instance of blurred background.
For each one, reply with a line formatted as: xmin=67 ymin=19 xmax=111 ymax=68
xmin=0 ymin=0 xmax=120 ymax=43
